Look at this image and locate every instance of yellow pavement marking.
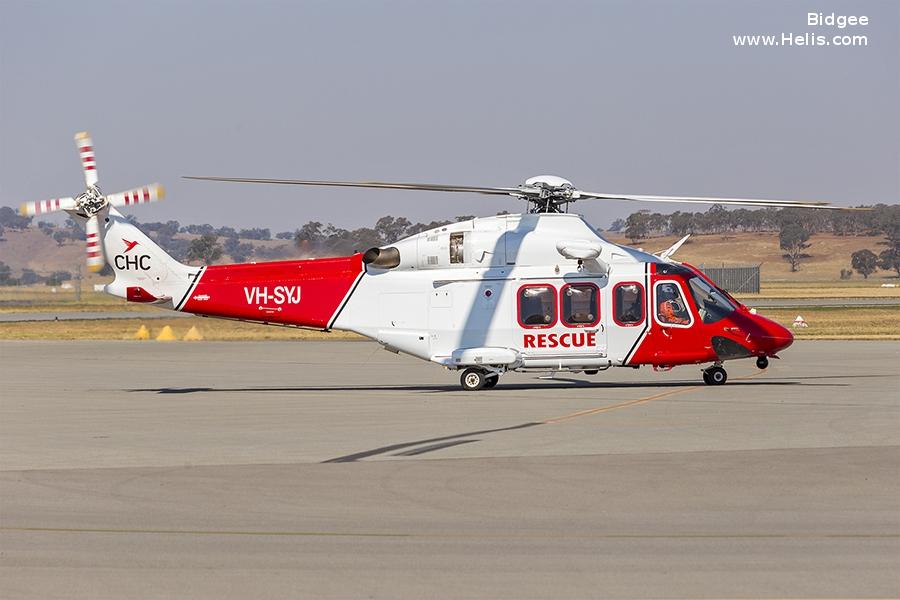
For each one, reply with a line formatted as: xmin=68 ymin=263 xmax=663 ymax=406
xmin=543 ymin=370 xmax=765 ymax=425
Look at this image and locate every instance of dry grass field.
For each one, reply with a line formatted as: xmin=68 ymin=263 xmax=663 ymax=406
xmin=757 ymin=307 xmax=900 ymax=340
xmin=4 ymin=227 xmax=897 ymax=284
xmin=2 ymin=228 xmax=897 ymax=340
xmin=0 ymin=317 xmax=362 ymax=341
xmin=1 ymin=308 xmax=896 ymax=341
xmin=607 ymin=232 xmax=898 ymax=283
xmin=740 ymin=281 xmax=900 ymax=300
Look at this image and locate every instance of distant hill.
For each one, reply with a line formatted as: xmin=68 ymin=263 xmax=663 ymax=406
xmin=605 ymin=232 xmax=895 ymax=282
xmin=0 ymin=228 xmax=299 ymax=278
xmin=1 ymin=225 xmax=895 ymax=284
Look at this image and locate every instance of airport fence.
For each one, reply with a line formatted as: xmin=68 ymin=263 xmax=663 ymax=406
xmin=697 ymin=264 xmax=761 ymax=294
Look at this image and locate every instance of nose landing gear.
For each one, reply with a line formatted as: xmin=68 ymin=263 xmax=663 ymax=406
xmin=756 ymin=356 xmax=769 ymax=370
xmin=702 ymin=365 xmax=727 ymax=386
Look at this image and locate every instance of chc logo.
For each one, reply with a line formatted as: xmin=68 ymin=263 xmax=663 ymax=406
xmin=114 ymin=254 xmax=151 ymax=270
xmin=523 ymin=331 xmax=597 ymax=349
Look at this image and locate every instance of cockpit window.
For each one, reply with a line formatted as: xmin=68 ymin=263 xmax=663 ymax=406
xmin=688 ymin=277 xmax=737 ymax=324
xmin=655 ymin=281 xmax=692 ymax=327
xmin=519 ymin=285 xmax=557 ymax=327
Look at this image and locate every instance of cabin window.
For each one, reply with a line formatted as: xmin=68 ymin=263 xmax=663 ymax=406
xmin=449 ymin=232 xmax=464 ymax=264
xmin=561 ymin=283 xmax=600 ymax=327
xmin=688 ymin=277 xmax=736 ymax=324
xmin=613 ymin=282 xmax=644 ymax=326
xmin=518 ymin=285 xmax=557 ymax=328
xmin=655 ymin=281 xmax=692 ymax=327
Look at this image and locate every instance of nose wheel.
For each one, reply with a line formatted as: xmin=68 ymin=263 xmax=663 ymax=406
xmin=702 ymin=365 xmax=727 ymax=386
xmin=756 ymin=356 xmax=769 ymax=369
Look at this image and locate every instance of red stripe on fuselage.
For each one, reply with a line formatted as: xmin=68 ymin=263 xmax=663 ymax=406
xmin=180 ymin=254 xmax=364 ymax=328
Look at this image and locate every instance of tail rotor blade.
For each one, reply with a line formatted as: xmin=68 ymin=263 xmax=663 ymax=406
xmin=19 ymin=197 xmax=77 ymax=216
xmin=85 ymin=215 xmax=105 ymax=272
xmin=106 ymin=183 xmax=165 ymax=208
xmin=74 ymin=131 xmax=98 ymax=187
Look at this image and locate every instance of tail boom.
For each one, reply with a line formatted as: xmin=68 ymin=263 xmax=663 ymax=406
xmin=179 ymin=255 xmax=365 ymax=329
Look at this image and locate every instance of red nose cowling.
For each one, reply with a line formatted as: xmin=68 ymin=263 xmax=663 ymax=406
xmin=751 ymin=314 xmax=794 ymax=355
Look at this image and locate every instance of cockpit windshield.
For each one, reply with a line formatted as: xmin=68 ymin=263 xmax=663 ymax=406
xmin=688 ymin=277 xmax=737 ymax=324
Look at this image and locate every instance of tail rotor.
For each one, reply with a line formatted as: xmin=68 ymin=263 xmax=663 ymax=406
xmin=18 ymin=131 xmax=165 ymax=272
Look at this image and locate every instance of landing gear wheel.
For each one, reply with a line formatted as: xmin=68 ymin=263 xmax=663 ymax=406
xmin=703 ymin=366 xmax=727 ymax=386
xmin=483 ymin=375 xmax=499 ymax=389
xmin=460 ymin=368 xmax=488 ymax=391
xmin=756 ymin=356 xmax=769 ymax=370
xmin=584 ymin=370 xmax=599 ymax=375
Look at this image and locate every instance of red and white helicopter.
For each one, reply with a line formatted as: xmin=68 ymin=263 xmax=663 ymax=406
xmin=23 ymin=132 xmax=847 ymax=390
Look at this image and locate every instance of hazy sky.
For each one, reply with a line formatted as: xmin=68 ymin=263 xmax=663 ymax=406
xmin=1 ymin=0 xmax=897 ymax=232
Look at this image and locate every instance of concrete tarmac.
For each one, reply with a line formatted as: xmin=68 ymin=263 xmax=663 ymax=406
xmin=1 ymin=340 xmax=898 ymax=599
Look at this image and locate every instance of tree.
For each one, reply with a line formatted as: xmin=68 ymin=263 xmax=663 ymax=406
xmin=182 ymin=223 xmax=216 ymax=235
xmin=607 ymin=218 xmax=626 ymax=233
xmin=879 ymin=247 xmax=900 ymax=277
xmin=186 ymin=234 xmax=223 ymax=265
xmin=374 ymin=216 xmax=411 ymax=244
xmin=668 ymin=212 xmax=693 ymax=236
xmin=625 ymin=212 xmax=651 ymax=244
xmin=295 ymin=221 xmax=324 ymax=245
xmin=0 ymin=261 xmax=13 ymax=285
xmin=20 ymin=269 xmax=42 ymax=285
xmin=238 ymin=227 xmax=271 ymax=240
xmin=779 ymin=222 xmax=811 ymax=272
xmin=223 ymin=236 xmax=254 ymax=262
xmin=53 ymin=231 xmax=69 ymax=247
xmin=0 ymin=206 xmax=32 ymax=230
xmin=850 ymin=249 xmax=878 ymax=279
xmin=45 ymin=271 xmax=72 ymax=286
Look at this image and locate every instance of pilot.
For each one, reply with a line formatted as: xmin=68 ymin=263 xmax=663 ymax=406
xmin=657 ymin=284 xmax=690 ymax=325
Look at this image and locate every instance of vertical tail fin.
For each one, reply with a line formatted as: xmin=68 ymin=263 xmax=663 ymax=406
xmin=100 ymin=207 xmax=201 ymax=308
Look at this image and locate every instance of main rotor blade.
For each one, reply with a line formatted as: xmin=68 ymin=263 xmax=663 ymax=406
xmin=19 ymin=197 xmax=77 ymax=216
xmin=183 ymin=176 xmax=525 ymax=197
xmin=74 ymin=131 xmax=98 ymax=187
xmin=106 ymin=184 xmax=166 ymax=208
xmin=577 ymin=191 xmax=851 ymax=210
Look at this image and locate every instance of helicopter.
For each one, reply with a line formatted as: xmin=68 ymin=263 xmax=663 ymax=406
xmin=21 ymin=132 xmax=852 ymax=390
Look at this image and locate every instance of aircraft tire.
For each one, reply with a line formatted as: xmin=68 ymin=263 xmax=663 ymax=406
xmin=483 ymin=375 xmax=499 ymax=389
xmin=703 ymin=366 xmax=727 ymax=386
xmin=460 ymin=368 xmax=488 ymax=391
xmin=756 ymin=356 xmax=769 ymax=369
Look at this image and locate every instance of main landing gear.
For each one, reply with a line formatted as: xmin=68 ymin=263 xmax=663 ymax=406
xmin=702 ymin=365 xmax=727 ymax=386
xmin=460 ymin=367 xmax=500 ymax=391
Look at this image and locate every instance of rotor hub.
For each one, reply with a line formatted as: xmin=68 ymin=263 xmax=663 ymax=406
xmin=521 ymin=175 xmax=578 ymax=213
xmin=76 ymin=185 xmax=107 ymax=217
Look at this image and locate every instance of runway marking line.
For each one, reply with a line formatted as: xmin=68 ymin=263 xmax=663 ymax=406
xmin=2 ymin=526 xmax=897 ymax=540
xmin=542 ymin=370 xmax=766 ymax=425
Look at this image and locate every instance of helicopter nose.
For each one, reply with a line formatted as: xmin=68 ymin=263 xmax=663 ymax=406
xmin=752 ymin=316 xmax=794 ymax=354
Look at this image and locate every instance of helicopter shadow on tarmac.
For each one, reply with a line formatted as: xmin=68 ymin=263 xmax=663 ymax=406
xmin=124 ymin=377 xmax=848 ymax=396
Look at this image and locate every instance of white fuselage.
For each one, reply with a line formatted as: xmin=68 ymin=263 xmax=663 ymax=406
xmin=333 ymin=213 xmax=659 ymax=371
